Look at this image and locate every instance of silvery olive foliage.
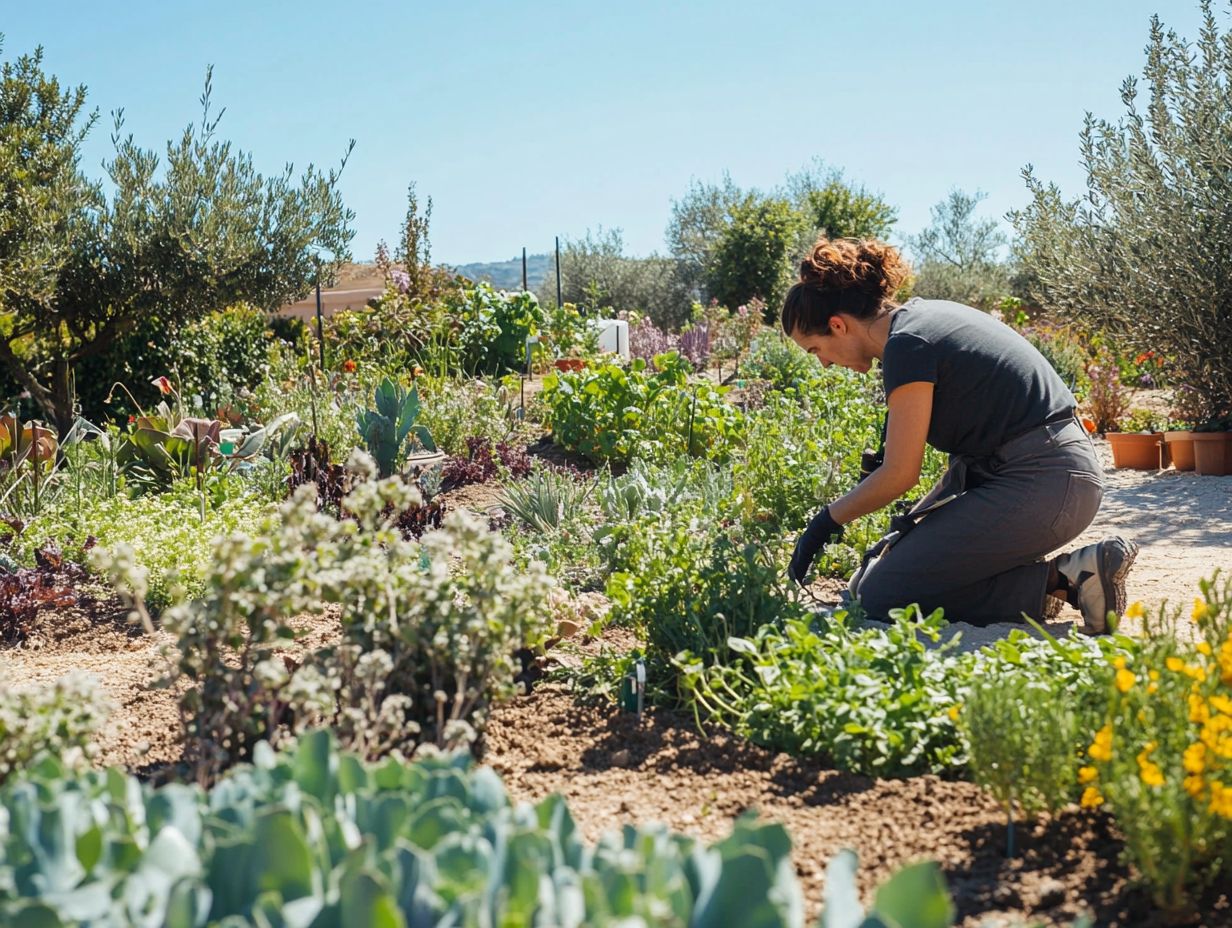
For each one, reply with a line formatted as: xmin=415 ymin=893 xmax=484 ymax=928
xmin=96 ymin=451 xmax=554 ymax=782
xmin=0 ymin=671 xmax=111 ymax=785
xmin=1011 ymin=1 xmax=1232 ymax=422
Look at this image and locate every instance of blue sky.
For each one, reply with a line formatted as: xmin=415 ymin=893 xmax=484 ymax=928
xmin=2 ymin=1 xmax=1207 ymax=265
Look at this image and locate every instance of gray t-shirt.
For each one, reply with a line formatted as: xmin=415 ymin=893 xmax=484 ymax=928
xmin=881 ymin=299 xmax=1076 ymax=456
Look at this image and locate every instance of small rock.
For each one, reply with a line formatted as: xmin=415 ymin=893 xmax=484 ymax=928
xmin=610 ymin=749 xmax=631 ymax=767
xmin=1036 ymin=878 xmax=1066 ymax=909
xmin=556 ymin=618 xmax=583 ymax=638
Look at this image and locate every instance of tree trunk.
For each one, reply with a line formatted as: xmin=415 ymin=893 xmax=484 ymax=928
xmin=50 ymin=358 xmax=75 ymax=438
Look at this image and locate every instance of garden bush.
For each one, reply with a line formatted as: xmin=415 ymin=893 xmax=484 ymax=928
xmin=739 ymin=331 xmax=821 ymax=391
xmin=542 ymin=352 xmax=742 ymax=465
xmin=0 ymin=672 xmax=110 ymax=786
xmin=1078 ymin=574 xmax=1232 ymax=914
xmin=98 ymin=464 xmax=554 ymax=780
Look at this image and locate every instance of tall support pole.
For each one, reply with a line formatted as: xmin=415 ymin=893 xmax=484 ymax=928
xmin=315 ymin=260 xmax=326 ymax=372
xmin=555 ymin=236 xmax=563 ymax=309
xmin=522 ymin=246 xmax=528 ymax=291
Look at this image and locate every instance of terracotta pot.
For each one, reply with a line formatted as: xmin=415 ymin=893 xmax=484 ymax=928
xmin=553 ymin=358 xmax=586 ymax=372
xmin=1193 ymin=432 xmax=1232 ymax=476
xmin=1107 ymin=431 xmax=1163 ymax=470
xmin=1164 ymin=430 xmax=1196 ymax=472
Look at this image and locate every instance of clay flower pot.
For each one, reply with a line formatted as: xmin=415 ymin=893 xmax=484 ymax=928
xmin=1107 ymin=432 xmax=1163 ymax=470
xmin=553 ymin=358 xmax=586 ymax=372
xmin=1193 ymin=432 xmax=1232 ymax=476
xmin=1163 ymin=430 xmax=1196 ymax=472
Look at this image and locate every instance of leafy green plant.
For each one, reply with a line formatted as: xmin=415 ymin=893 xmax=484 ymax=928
xmin=452 ymin=282 xmax=545 ymax=374
xmin=355 ymin=376 xmax=436 ymax=478
xmin=739 ymin=331 xmax=821 ymax=391
xmin=0 ymin=671 xmax=110 ymax=785
xmin=0 ymin=728 xmax=908 ymax=928
xmin=604 ymin=498 xmax=808 ymax=676
xmin=678 ymin=608 xmax=967 ymax=777
xmin=542 ymin=353 xmax=742 ymax=464
xmin=820 ymin=850 xmax=954 ymax=928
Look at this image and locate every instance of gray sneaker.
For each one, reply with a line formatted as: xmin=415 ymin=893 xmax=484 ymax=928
xmin=1055 ymin=537 xmax=1139 ymax=635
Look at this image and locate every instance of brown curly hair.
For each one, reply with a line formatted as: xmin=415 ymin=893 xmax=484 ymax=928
xmin=781 ymin=238 xmax=911 ymax=337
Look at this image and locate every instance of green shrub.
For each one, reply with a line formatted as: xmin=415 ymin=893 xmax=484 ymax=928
xmin=1011 ymin=4 xmax=1232 ymax=423
xmin=542 ymin=353 xmax=742 ymax=465
xmin=0 ymin=672 xmax=110 ymax=785
xmin=739 ymin=330 xmax=820 ymax=391
xmin=604 ymin=498 xmax=808 ymax=673
xmin=97 ymin=467 xmax=554 ymax=780
xmin=958 ymin=629 xmax=1123 ymax=825
xmin=73 ymin=304 xmax=274 ymax=423
xmin=453 ymin=283 xmax=545 ymax=374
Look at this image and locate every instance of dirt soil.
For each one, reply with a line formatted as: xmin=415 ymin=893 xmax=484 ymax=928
xmin=2 ymin=437 xmax=1231 ymax=924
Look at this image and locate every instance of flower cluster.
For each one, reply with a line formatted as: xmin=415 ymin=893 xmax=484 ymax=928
xmin=1077 ymin=576 xmax=1232 ymax=911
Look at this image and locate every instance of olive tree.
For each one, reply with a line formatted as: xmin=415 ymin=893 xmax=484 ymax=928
xmin=909 ymin=189 xmax=1012 ymax=310
xmin=0 ymin=47 xmax=354 ymax=434
xmin=1011 ymin=1 xmax=1232 ymax=422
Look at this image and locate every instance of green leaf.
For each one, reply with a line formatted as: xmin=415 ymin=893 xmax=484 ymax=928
xmin=871 ymin=861 xmax=953 ymax=928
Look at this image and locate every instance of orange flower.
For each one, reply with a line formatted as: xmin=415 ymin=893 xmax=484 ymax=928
xmin=342 ymin=359 xmax=357 ymax=373
xmin=151 ymin=375 xmax=173 ymax=395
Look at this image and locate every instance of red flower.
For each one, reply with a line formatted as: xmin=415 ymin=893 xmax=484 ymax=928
xmin=151 ymin=375 xmax=173 ymax=395
xmin=127 ymin=414 xmax=136 ymax=425
xmin=342 ymin=359 xmax=357 ymax=373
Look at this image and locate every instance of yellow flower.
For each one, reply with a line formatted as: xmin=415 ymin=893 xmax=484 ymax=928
xmin=1080 ymin=786 xmax=1105 ymax=808
xmin=1125 ymin=601 xmax=1145 ymax=619
xmin=1113 ymin=655 xmax=1128 ymax=670
xmin=1148 ymin=670 xmax=1160 ymax=681
xmin=1220 ymin=638 xmax=1232 ymax=686
xmin=1193 ymin=597 xmax=1210 ymax=623
xmin=1210 ymin=781 xmax=1232 ymax=820
xmin=1115 ymin=668 xmax=1136 ymax=693
xmin=1089 ymin=724 xmax=1114 ymax=762
xmin=1201 ymin=714 xmax=1232 ymax=759
xmin=1197 ymin=642 xmax=1213 ymax=657
xmin=1078 ymin=765 xmax=1098 ymax=784
xmin=1211 ymin=694 xmax=1232 ymax=716
xmin=1184 ymin=742 xmax=1207 ymax=775
xmin=1167 ymin=656 xmax=1186 ymax=673
xmin=1184 ymin=775 xmax=1206 ymax=799
xmin=1190 ymin=693 xmax=1211 ymax=724
xmin=1140 ymin=763 xmax=1165 ymax=788
xmin=947 ymin=704 xmax=961 ymax=722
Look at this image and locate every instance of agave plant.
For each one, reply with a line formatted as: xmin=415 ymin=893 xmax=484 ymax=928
xmin=355 ymin=376 xmax=436 ymax=478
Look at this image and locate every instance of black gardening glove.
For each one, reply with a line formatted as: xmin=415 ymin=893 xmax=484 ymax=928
xmin=788 ymin=506 xmax=844 ymax=585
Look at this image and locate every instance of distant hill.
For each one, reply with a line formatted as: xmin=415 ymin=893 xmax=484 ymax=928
xmin=453 ymin=253 xmax=552 ymax=291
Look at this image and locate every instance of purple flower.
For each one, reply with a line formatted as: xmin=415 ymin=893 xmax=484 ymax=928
xmin=391 ymin=269 xmax=411 ymax=294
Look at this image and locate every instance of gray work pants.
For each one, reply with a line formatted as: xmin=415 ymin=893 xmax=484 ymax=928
xmin=851 ymin=417 xmax=1103 ymax=625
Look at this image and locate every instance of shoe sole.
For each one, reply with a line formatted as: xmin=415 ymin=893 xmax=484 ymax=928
xmin=1090 ymin=537 xmax=1139 ymax=634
